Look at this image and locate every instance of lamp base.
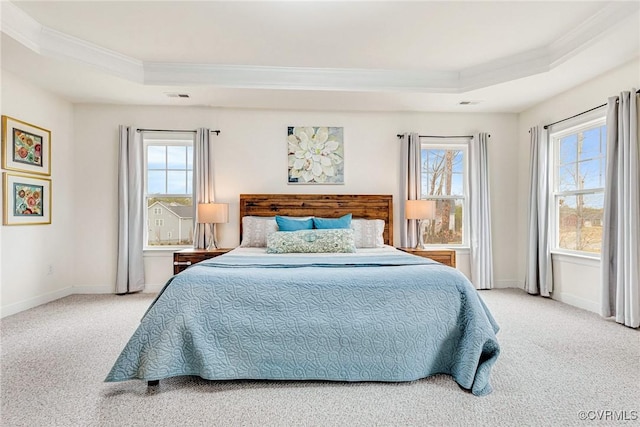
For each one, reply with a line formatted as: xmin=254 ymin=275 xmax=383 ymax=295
xmin=414 ymin=219 xmax=428 ymax=250
xmin=206 ymin=223 xmax=219 ymax=250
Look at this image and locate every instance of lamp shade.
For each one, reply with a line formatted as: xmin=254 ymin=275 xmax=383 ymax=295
xmin=197 ymin=203 xmax=229 ymax=224
xmin=405 ymin=200 xmax=436 ymax=220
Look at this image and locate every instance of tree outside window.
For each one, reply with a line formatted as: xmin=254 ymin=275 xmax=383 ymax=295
xmin=420 ymin=141 xmax=468 ymax=246
xmin=553 ymin=120 xmax=606 ymax=254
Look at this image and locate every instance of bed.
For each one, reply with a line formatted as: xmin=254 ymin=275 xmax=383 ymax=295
xmin=106 ymin=194 xmax=500 ymax=396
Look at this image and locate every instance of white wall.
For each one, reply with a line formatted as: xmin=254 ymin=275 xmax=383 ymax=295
xmin=73 ymin=105 xmax=520 ymax=291
xmin=516 ymin=58 xmax=640 ymax=313
xmin=8 ymin=57 xmax=635 ymax=315
xmin=1 ymin=70 xmax=76 ymax=317
xmin=71 ymin=106 xmax=218 ymax=292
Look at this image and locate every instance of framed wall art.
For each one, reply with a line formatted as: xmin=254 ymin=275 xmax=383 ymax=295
xmin=3 ymin=173 xmax=51 ymax=225
xmin=287 ymin=126 xmax=344 ymax=184
xmin=2 ymin=115 xmax=51 ymax=176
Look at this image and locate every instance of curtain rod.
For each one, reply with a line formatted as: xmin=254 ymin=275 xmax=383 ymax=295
xmin=396 ymin=134 xmax=472 ymax=138
xmin=396 ymin=134 xmax=485 ymax=139
xmin=543 ymin=89 xmax=640 ymax=130
xmin=137 ymin=128 xmax=221 ymax=135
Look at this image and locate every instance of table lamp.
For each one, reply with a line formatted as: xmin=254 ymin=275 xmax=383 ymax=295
xmin=197 ymin=202 xmax=229 ymax=250
xmin=405 ymin=200 xmax=436 ymax=249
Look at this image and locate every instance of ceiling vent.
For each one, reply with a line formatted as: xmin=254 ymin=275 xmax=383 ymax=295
xmin=165 ymin=93 xmax=190 ymax=98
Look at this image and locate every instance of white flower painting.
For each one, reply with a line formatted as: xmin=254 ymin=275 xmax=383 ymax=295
xmin=287 ymin=126 xmax=344 ymax=184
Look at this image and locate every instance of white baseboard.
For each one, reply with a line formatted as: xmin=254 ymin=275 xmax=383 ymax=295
xmin=1 ymin=286 xmax=73 ymax=318
xmin=494 ymin=280 xmax=522 ymax=289
xmin=552 ymin=292 xmax=600 ymax=314
xmin=2 ymin=283 xmax=163 ymax=318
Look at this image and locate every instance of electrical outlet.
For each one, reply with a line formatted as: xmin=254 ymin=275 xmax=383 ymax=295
xmin=47 ymin=265 xmax=53 ymax=275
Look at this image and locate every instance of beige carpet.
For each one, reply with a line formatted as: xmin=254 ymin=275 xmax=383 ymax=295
xmin=1 ymin=289 xmax=638 ymax=427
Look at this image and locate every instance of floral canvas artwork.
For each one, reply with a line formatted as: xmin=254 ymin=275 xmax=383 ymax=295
xmin=3 ymin=173 xmax=51 ymax=225
xmin=287 ymin=126 xmax=344 ymax=184
xmin=2 ymin=115 xmax=51 ymax=176
xmin=12 ymin=128 xmax=43 ymax=167
xmin=13 ymin=182 xmax=43 ymax=216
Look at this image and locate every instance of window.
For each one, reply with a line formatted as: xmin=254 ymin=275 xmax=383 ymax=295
xmin=420 ymin=139 xmax=469 ymax=246
xmin=551 ymin=117 xmax=606 ymax=255
xmin=144 ymin=132 xmax=194 ymax=248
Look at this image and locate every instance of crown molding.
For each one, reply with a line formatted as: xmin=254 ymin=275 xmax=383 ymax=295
xmin=459 ymin=47 xmax=552 ymax=92
xmin=459 ymin=2 xmax=640 ymax=92
xmin=39 ymin=26 xmax=144 ymax=83
xmin=143 ymin=62 xmax=459 ymax=92
xmin=1 ymin=1 xmax=143 ymax=83
xmin=0 ymin=1 xmax=42 ymax=53
xmin=549 ymin=1 xmax=639 ymax=67
xmin=2 ymin=1 xmax=638 ymax=94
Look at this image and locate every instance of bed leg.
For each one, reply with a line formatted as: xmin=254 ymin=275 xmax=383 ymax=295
xmin=148 ymin=380 xmax=159 ymax=387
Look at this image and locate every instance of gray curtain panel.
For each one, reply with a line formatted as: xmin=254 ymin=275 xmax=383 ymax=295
xmin=193 ymin=128 xmax=215 ymax=249
xmin=399 ymin=133 xmax=421 ymax=248
xmin=469 ymin=133 xmax=494 ymax=289
xmin=524 ymin=126 xmax=553 ymax=296
xmin=115 ymin=126 xmax=145 ymax=294
xmin=601 ymin=89 xmax=639 ymax=328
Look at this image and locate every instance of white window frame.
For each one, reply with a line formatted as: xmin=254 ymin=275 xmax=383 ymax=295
xmin=420 ymin=139 xmax=470 ymax=248
xmin=143 ymin=133 xmax=195 ymax=250
xmin=549 ymin=114 xmax=606 ymax=259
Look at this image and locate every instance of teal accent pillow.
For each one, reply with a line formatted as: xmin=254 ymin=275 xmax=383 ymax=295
xmin=266 ymin=229 xmax=357 ymax=253
xmin=275 ymin=215 xmax=314 ymax=231
xmin=313 ymin=213 xmax=352 ymax=229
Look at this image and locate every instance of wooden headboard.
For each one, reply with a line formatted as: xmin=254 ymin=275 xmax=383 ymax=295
xmin=239 ymin=194 xmax=393 ymax=245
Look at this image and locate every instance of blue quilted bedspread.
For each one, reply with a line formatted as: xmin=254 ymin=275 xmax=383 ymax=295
xmin=105 ymin=252 xmax=500 ymax=396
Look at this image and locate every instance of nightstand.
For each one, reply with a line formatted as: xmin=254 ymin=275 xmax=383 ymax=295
xmin=397 ymin=248 xmax=456 ymax=268
xmin=173 ymin=248 xmax=233 ymax=274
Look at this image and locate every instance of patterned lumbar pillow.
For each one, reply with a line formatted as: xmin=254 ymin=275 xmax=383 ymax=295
xmin=266 ymin=229 xmax=357 ymax=253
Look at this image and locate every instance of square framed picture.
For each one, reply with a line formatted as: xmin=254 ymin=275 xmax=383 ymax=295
xmin=2 ymin=115 xmax=51 ymax=176
xmin=287 ymin=126 xmax=344 ymax=184
xmin=3 ymin=173 xmax=51 ymax=225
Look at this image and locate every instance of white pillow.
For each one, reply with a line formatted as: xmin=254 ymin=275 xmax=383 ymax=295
xmin=240 ymin=216 xmax=278 ymax=247
xmin=351 ymin=219 xmax=385 ymax=248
